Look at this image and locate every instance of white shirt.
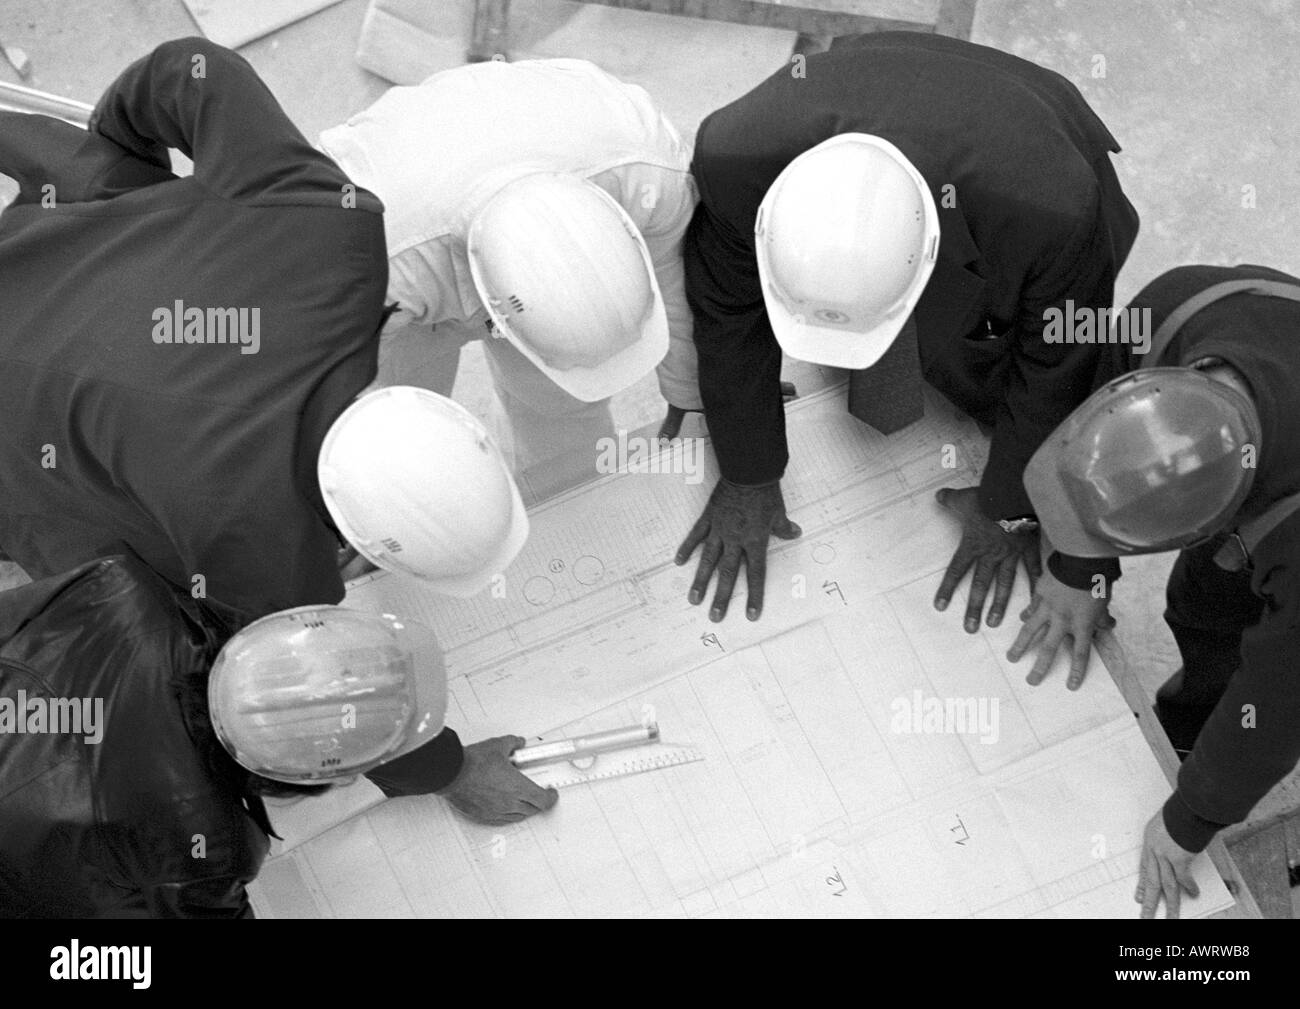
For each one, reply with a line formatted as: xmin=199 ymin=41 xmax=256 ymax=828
xmin=320 ymin=58 xmax=701 ymax=408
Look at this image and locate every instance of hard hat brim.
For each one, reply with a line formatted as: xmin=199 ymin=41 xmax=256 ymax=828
xmin=502 ymin=293 xmax=669 ymax=403
xmin=1024 ymin=436 xmax=1128 ymax=559
xmin=409 ymin=469 xmax=530 ymax=597
xmin=766 ymin=303 xmax=912 ymax=370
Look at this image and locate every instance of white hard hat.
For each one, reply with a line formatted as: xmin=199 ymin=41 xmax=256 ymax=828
xmin=755 ymin=133 xmax=940 ymax=369
xmin=209 ymin=606 xmax=449 ymax=784
xmin=318 ymin=386 xmax=528 ymax=597
xmin=467 ymin=173 xmax=669 ymax=402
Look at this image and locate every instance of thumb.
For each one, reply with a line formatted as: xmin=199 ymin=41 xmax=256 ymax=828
xmin=773 ymin=516 xmax=802 ymax=540
xmin=657 ymin=405 xmax=685 ymax=441
xmin=499 ymin=734 xmax=527 ymax=756
xmin=1174 ymin=861 xmax=1200 ymax=898
xmin=935 ymin=486 xmax=967 ymax=513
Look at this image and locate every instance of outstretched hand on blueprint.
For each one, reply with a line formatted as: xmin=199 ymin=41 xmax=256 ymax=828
xmin=1136 ymin=811 xmax=1200 ymax=919
xmin=440 ymin=736 xmax=559 ymax=826
xmin=932 ymin=486 xmax=1041 ymax=632
xmin=676 ymin=478 xmax=802 ymax=622
xmin=1008 ymin=567 xmax=1114 ymax=690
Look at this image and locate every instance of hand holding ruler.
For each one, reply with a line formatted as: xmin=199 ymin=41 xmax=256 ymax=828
xmin=512 ymin=722 xmax=703 ymax=789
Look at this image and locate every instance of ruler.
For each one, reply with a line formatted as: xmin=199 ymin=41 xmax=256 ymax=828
xmin=522 ymin=742 xmax=703 ymax=789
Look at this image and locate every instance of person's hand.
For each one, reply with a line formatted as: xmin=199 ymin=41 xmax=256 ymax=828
xmin=439 ymin=735 xmax=558 ymax=826
xmin=933 ymin=487 xmax=1041 ymax=631
xmin=676 ymin=478 xmax=801 ymax=622
xmin=1007 ymin=567 xmax=1114 ymax=690
xmin=1136 ymin=810 xmax=1200 ymax=919
xmin=336 ymin=543 xmax=379 ymax=582
xmin=657 ymin=404 xmax=699 ymax=442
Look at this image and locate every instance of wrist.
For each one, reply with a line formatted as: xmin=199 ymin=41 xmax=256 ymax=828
xmin=1048 ymin=551 xmax=1121 ymax=593
xmin=1161 ymin=791 xmax=1224 ymax=854
xmin=997 ymin=515 xmax=1039 ymax=535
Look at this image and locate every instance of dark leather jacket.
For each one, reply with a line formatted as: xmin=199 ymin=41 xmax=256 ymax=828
xmin=0 ymin=554 xmax=268 ymax=917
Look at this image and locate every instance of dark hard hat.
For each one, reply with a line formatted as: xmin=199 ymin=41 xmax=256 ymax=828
xmin=1025 ymin=368 xmax=1259 ymax=557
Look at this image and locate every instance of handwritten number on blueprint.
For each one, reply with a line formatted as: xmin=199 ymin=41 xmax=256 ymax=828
xmin=823 ymin=580 xmax=846 ymax=604
xmin=701 ymin=631 xmax=724 ymax=651
xmin=952 ymin=815 xmax=970 ymax=846
xmin=826 ymin=867 xmax=847 ymax=897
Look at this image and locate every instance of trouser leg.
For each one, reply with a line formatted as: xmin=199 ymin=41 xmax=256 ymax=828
xmin=480 ymin=333 xmax=615 ymax=495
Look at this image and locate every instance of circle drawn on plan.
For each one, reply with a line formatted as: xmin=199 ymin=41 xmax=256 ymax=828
xmin=547 ymin=558 xmax=566 ymax=574
xmin=523 ymin=576 xmax=556 ymax=606
xmin=573 ymin=555 xmax=605 ymax=585
xmin=812 ymin=542 xmax=836 ymax=565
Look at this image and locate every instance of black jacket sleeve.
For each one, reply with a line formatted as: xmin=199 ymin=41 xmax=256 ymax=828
xmin=0 ymin=111 xmax=176 ymax=207
xmin=88 ymin=37 xmax=377 ymax=208
xmin=1162 ymin=531 xmax=1300 ymax=852
xmin=980 ymin=187 xmax=1113 ymax=517
xmin=364 ymin=727 xmax=465 ymax=798
xmin=981 ymin=182 xmax=1124 ymax=587
xmin=683 ymin=200 xmax=788 ymax=485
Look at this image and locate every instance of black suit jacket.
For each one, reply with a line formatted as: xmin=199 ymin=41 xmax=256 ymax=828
xmin=686 ymin=32 xmax=1139 ymax=524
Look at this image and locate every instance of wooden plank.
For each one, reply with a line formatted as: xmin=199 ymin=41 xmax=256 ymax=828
xmin=472 ymin=0 xmax=943 ymax=57
xmin=1284 ymin=814 xmax=1300 ymax=918
xmin=561 ymin=0 xmax=933 ymax=36
xmin=934 ymin=0 xmax=976 ymax=39
xmin=469 ymin=0 xmax=512 ymax=61
xmin=181 ymin=0 xmax=346 ymax=49
xmin=358 ymin=4 xmax=472 ymax=81
xmin=1096 ymin=630 xmax=1260 ymax=918
xmin=1226 ymin=825 xmax=1294 ymax=919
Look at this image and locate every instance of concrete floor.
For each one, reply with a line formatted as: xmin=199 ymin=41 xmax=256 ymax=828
xmin=1 ymin=0 xmax=1297 ymax=906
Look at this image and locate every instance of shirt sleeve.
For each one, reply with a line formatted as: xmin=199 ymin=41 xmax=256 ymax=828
xmin=1163 ymin=533 xmax=1300 ymax=852
xmin=683 ymin=199 xmax=788 ymax=484
xmin=89 ymin=37 xmax=378 ymax=208
xmin=594 ymin=161 xmax=702 ymax=411
xmin=641 ymin=169 xmax=702 ymax=412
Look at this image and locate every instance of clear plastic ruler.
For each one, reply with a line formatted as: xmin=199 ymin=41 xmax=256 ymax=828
xmin=521 ymin=741 xmax=704 ymax=789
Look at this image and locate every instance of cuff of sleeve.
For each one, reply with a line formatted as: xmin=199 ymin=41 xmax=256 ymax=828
xmin=1161 ymin=790 xmax=1228 ymax=854
xmin=1047 ymin=551 xmax=1121 ymax=592
xmin=364 ymin=727 xmax=464 ymax=798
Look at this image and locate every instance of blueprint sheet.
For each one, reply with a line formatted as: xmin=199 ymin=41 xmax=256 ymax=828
xmin=249 ymin=385 xmax=1234 ymax=918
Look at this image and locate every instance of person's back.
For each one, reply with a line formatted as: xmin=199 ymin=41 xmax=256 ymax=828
xmin=0 ymin=38 xmax=389 ymax=617
xmin=320 ymin=57 xmax=693 ymax=333
xmin=0 ymin=554 xmax=268 ymax=918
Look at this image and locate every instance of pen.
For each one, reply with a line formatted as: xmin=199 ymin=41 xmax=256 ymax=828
xmin=511 ymin=722 xmax=660 ymax=768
